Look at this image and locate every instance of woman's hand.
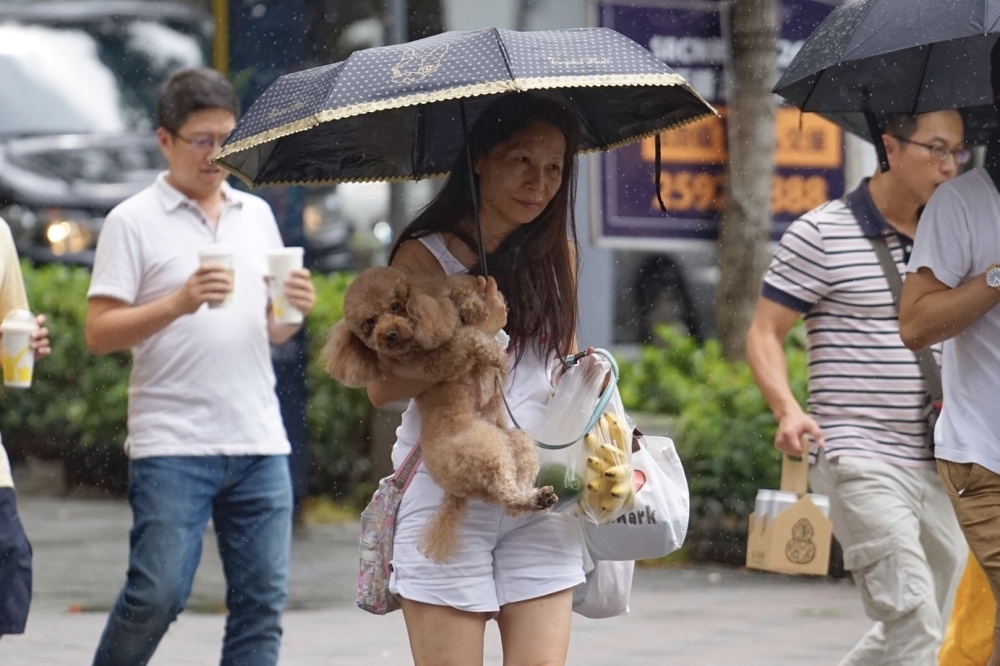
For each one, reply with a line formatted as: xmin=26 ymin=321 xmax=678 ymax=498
xmin=554 ymin=347 xmax=610 ymax=391
xmin=477 ymin=276 xmax=508 ymax=337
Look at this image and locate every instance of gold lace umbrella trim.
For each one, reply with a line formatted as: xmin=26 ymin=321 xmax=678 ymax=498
xmin=214 ymin=72 xmax=718 ymax=188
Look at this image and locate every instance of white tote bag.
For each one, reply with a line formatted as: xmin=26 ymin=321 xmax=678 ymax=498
xmin=571 ymin=434 xmax=690 ymax=618
xmin=572 ymin=559 xmax=634 ymax=619
xmin=582 ymin=434 xmax=690 ymax=561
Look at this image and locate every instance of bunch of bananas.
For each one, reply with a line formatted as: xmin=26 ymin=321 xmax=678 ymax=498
xmin=580 ymin=412 xmax=635 ymax=522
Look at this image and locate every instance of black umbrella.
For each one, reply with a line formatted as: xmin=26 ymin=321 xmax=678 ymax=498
xmin=213 ymin=27 xmax=716 ymax=188
xmin=774 ymin=0 xmax=1000 ymax=169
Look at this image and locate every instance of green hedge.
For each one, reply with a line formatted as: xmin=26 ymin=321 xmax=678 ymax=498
xmin=0 ymin=262 xmax=371 ymax=496
xmin=2 ymin=264 xmax=808 ymax=513
xmin=618 ymin=325 xmax=808 ymax=514
xmin=303 ymin=272 xmax=373 ymax=496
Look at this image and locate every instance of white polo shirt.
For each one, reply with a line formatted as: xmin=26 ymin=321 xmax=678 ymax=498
xmin=88 ymin=173 xmax=290 ymax=459
xmin=907 ymin=167 xmax=1000 ymax=475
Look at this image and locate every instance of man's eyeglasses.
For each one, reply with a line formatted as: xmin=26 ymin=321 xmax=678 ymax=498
xmin=890 ymin=135 xmax=971 ymax=165
xmin=171 ymin=132 xmax=230 ymax=151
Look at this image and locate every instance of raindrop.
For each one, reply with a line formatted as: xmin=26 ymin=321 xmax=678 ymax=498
xmin=252 ymin=4 xmax=266 ymax=19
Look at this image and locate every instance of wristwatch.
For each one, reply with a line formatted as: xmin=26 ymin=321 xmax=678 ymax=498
xmin=987 ymin=265 xmax=1000 ymax=290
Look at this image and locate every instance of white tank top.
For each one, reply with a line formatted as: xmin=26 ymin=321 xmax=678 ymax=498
xmin=390 ymin=233 xmax=558 ymax=469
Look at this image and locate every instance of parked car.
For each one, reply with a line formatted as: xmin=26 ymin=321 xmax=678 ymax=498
xmin=0 ymin=0 xmax=370 ymax=273
xmin=0 ymin=1 xmax=210 ymax=264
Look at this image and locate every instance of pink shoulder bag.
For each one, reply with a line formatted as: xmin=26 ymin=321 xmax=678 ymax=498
xmin=357 ymin=442 xmax=422 ymax=615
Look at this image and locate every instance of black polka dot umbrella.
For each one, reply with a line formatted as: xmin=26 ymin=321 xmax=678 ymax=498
xmin=213 ymin=27 xmax=717 ymax=188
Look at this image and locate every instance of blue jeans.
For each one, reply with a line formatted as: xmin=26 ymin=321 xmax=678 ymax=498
xmin=92 ymin=455 xmax=293 ymax=666
xmin=0 ymin=487 xmax=32 ymax=635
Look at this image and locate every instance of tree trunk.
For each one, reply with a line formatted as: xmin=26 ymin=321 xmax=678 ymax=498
xmin=716 ymin=0 xmax=778 ymax=361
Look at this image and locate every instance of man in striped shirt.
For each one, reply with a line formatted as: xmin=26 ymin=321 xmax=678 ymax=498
xmin=746 ymin=110 xmax=968 ymax=666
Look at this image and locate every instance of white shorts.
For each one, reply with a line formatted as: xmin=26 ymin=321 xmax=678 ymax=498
xmin=389 ymin=467 xmax=587 ymax=613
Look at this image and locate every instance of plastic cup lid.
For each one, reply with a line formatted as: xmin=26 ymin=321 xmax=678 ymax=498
xmin=198 ymin=243 xmax=233 ymax=259
xmin=268 ymin=246 xmax=304 ymax=257
xmin=1 ymin=308 xmax=35 ymax=332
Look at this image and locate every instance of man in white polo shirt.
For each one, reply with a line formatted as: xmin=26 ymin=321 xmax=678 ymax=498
xmin=746 ymin=110 xmax=967 ymax=665
xmin=898 ymin=46 xmax=1000 ymax=666
xmin=85 ymin=68 xmax=315 ymax=666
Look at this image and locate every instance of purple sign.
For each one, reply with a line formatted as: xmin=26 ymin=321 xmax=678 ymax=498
xmin=598 ymin=0 xmax=844 ymax=242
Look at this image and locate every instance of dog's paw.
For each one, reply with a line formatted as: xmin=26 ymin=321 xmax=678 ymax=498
xmin=532 ymin=486 xmax=558 ymax=510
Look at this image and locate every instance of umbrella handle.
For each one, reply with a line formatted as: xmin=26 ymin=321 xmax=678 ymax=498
xmin=459 ymin=99 xmax=490 ymax=278
xmin=655 ymin=134 xmax=667 ymax=213
xmin=862 ymin=88 xmax=890 ymax=173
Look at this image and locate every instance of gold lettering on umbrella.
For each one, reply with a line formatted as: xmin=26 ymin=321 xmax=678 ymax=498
xmin=267 ymin=101 xmax=307 ymax=121
xmin=547 ymin=57 xmax=612 ymax=66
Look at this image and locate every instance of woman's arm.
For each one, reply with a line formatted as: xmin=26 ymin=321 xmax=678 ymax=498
xmin=367 ymin=376 xmax=436 ymax=408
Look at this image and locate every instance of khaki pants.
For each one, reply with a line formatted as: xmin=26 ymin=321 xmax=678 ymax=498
xmin=937 ymin=459 xmax=1000 ymax=628
xmin=811 ymin=455 xmax=965 ymax=666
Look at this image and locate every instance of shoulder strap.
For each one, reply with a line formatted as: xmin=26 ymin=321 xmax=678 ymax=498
xmin=416 ymin=233 xmax=467 ymax=277
xmin=868 ymin=235 xmax=943 ymax=404
xmin=391 ymin=442 xmax=422 ymax=492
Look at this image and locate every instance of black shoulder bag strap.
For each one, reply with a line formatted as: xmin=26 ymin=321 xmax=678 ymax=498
xmin=868 ymin=235 xmax=944 ymax=413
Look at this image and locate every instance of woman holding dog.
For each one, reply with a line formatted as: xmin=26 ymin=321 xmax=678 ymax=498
xmin=365 ymin=93 xmax=585 ymax=665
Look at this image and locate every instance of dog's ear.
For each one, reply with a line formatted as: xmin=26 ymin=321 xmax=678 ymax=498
xmin=408 ymin=286 xmax=459 ymax=347
xmin=323 ymin=321 xmax=381 ymax=387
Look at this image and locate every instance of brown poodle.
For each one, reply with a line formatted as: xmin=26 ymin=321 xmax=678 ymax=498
xmin=324 ymin=266 xmax=557 ymax=562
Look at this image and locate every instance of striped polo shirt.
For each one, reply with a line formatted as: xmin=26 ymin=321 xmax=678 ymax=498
xmin=761 ymin=180 xmax=938 ymax=468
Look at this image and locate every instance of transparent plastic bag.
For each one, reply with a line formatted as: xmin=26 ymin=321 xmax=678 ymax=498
xmin=532 ymin=350 xmax=635 ymax=523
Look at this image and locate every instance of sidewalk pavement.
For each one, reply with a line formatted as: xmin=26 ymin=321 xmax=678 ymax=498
xmin=3 ymin=497 xmax=872 ymax=665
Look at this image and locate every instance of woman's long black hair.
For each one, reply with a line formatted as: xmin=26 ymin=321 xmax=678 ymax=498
xmin=390 ymin=93 xmax=582 ymax=365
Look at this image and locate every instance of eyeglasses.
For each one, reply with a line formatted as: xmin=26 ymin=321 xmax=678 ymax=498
xmin=171 ymin=132 xmax=230 ymax=151
xmin=890 ymin=135 xmax=971 ymax=165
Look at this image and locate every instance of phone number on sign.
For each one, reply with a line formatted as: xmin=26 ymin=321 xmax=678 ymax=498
xmin=649 ymin=171 xmax=830 ymax=217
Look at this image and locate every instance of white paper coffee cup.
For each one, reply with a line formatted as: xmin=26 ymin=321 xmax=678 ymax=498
xmin=1 ymin=309 xmax=36 ymax=388
xmin=198 ymin=244 xmax=235 ymax=309
xmin=268 ymin=247 xmax=305 ymax=325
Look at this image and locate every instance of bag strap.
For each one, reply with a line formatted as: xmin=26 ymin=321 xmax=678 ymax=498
xmin=868 ymin=235 xmax=943 ymax=405
xmin=500 ymin=348 xmax=620 ymax=450
xmin=391 ymin=442 xmax=422 ymax=493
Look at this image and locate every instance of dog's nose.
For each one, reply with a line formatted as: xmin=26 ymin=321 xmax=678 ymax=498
xmin=385 ymin=330 xmax=399 ymax=345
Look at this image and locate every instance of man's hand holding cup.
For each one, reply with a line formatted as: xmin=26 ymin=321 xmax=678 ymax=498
xmin=176 ymin=265 xmax=235 ymax=314
xmin=268 ymin=248 xmax=314 ymax=324
xmin=272 ymin=269 xmax=315 ymax=323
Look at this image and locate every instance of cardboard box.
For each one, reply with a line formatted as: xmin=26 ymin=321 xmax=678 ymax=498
xmin=746 ymin=454 xmax=832 ymax=576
